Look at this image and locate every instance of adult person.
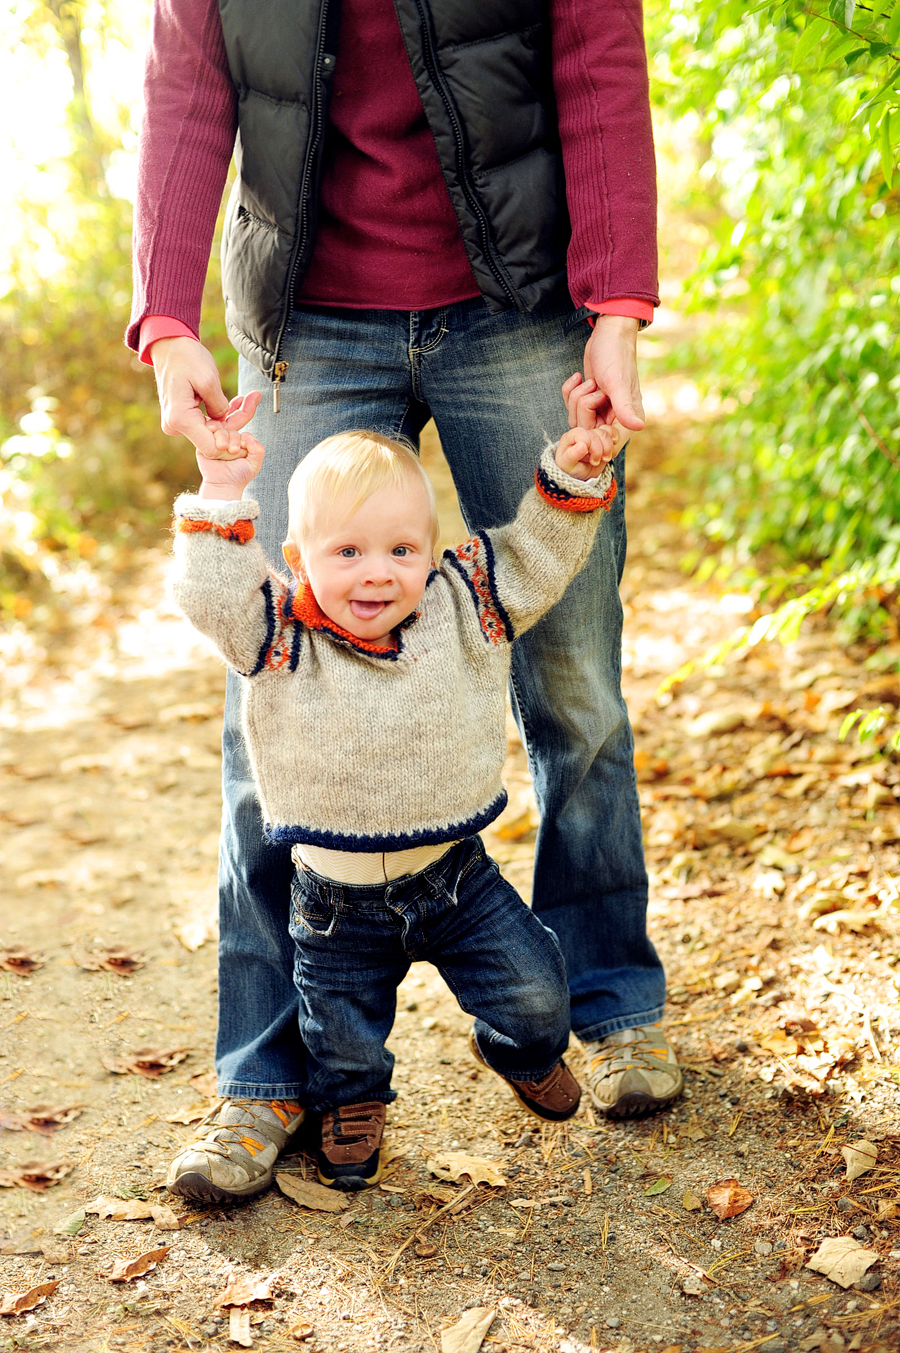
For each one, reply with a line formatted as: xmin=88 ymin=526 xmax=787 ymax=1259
xmin=129 ymin=0 xmax=682 ymax=1204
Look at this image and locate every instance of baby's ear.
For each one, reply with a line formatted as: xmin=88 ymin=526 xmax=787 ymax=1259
xmin=282 ymin=540 xmax=305 ymax=581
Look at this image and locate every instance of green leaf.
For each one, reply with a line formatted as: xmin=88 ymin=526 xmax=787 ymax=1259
xmin=645 ymin=1175 xmax=674 ymax=1196
xmin=869 ymin=0 xmax=892 ymax=21
xmin=792 ymin=15 xmax=831 ymax=68
xmin=840 ymin=710 xmax=863 ymax=741
xmin=844 ymin=0 xmax=856 ymax=28
xmin=52 ymin=1208 xmax=85 ymax=1237
xmin=890 ymin=1 xmax=900 ymax=44
xmin=881 ymin=109 xmax=895 ymax=186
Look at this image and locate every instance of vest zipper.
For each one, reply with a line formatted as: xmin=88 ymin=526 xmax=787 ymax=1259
xmin=272 ymin=360 xmax=289 ymax=413
xmin=271 ymin=2 xmax=336 ymax=411
xmin=411 ymin=0 xmax=522 ymax=313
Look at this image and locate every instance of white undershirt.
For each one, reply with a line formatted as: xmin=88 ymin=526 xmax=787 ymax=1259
xmin=292 ymin=841 xmax=458 ymax=885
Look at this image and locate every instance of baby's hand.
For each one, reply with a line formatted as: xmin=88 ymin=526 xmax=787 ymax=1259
xmin=196 ymin=431 xmax=266 ymax=501
xmin=554 ymin=424 xmax=619 ymax=482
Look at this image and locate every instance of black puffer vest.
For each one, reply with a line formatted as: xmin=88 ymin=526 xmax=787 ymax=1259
xmin=217 ymin=0 xmax=570 ymax=383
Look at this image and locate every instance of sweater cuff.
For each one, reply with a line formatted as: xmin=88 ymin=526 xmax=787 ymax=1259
xmin=139 ymin=317 xmax=201 ymax=366
xmin=173 ymin=494 xmax=260 ymax=526
xmin=535 ymin=447 xmax=617 ymax=514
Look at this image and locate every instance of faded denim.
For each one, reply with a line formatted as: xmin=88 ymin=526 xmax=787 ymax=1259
xmin=289 ymin=838 xmax=570 ymax=1111
xmin=215 ymin=296 xmax=666 ymax=1100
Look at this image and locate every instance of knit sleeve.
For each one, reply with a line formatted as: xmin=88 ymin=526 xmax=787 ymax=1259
xmin=127 ymin=0 xmax=238 ymax=351
xmin=169 ymin=495 xmax=299 ymax=677
xmin=550 ymin=0 xmax=658 ymax=309
xmin=443 ymin=449 xmax=617 ymax=643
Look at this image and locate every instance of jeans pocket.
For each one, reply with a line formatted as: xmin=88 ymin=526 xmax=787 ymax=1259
xmin=290 ymin=878 xmax=340 ymax=939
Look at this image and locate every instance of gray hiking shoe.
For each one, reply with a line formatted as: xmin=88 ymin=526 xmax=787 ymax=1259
xmin=582 ymin=1023 xmax=683 ymax=1119
xmin=166 ymin=1098 xmax=305 ymax=1202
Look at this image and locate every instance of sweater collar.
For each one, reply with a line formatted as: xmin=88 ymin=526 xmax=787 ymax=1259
xmin=287 ymin=582 xmax=418 ymax=660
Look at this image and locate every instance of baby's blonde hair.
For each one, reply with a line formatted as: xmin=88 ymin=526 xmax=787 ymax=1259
xmin=286 ymin=430 xmax=439 ymax=549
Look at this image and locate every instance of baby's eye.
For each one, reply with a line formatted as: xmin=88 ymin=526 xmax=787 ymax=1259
xmin=339 ymin=546 xmax=358 ymax=558
xmin=392 ymin=545 xmax=410 ymax=557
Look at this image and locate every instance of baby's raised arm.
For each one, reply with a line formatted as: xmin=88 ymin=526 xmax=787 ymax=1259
xmin=196 ymin=429 xmax=266 ymax=501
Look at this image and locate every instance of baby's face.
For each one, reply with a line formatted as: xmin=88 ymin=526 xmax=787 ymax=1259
xmin=290 ymin=478 xmax=435 ymax=646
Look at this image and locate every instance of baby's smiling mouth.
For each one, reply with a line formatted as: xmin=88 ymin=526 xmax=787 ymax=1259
xmin=349 ymin=600 xmax=389 ymax=620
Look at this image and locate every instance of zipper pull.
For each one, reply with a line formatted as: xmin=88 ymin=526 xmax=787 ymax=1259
xmin=273 ymin=360 xmax=289 ymax=413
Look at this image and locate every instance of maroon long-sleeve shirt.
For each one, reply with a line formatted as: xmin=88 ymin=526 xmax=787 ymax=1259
xmin=128 ymin=0 xmax=658 ymax=352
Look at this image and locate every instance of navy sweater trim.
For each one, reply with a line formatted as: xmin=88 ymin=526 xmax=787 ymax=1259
xmin=264 ymin=791 xmax=508 ymax=851
xmin=478 ymin=531 xmax=514 ymax=642
xmin=443 ymin=550 xmax=483 ymax=624
xmin=288 ymin=620 xmax=303 ymax=672
xmin=249 ymin=579 xmax=277 ymax=676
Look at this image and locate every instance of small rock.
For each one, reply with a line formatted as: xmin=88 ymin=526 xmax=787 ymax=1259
xmin=837 ymin=1197 xmax=854 ymax=1213
xmin=890 ymin=1248 xmax=900 ymax=1260
xmin=735 ymin=1040 xmax=749 ymax=1053
xmin=201 ymin=1327 xmax=219 ymax=1339
xmin=851 ymin=1224 xmax=869 ymax=1240
xmin=548 ymin=1262 xmax=567 ymax=1271
xmin=759 ymin=1340 xmax=787 ymax=1352
xmin=855 ymin=1272 xmax=881 ymax=1292
xmin=604 ymin=1316 xmax=621 ymax=1329
xmin=755 ymin=1240 xmax=773 ymax=1256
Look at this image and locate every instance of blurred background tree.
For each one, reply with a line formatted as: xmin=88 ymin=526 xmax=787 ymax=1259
xmin=0 ymin=0 xmax=233 ymax=627
xmin=0 ymin=0 xmax=897 ymax=641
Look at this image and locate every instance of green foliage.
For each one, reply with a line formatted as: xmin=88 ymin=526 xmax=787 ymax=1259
xmin=646 ymin=0 xmax=900 ymax=626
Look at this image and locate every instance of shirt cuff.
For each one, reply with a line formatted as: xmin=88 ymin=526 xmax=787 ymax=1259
xmin=139 ymin=317 xmax=200 ymax=366
xmin=586 ymin=299 xmax=655 ymax=327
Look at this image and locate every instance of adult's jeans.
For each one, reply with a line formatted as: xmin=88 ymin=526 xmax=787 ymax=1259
xmin=216 ymin=296 xmax=666 ymax=1100
xmin=289 ymin=838 xmax=570 ymax=1112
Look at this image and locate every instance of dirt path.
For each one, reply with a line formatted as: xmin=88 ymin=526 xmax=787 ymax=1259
xmin=1 ymin=415 xmax=899 ymax=1353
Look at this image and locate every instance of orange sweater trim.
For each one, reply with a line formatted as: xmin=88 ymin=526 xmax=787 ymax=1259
xmin=534 ymin=469 xmax=618 ymax=514
xmin=288 ymin=582 xmax=399 ymax=655
xmin=175 ymin=516 xmax=255 ymax=543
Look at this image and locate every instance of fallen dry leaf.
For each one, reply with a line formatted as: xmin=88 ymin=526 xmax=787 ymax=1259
xmin=806 ymin=1235 xmax=878 ymax=1288
xmin=427 ymin=1153 xmax=506 ymax=1187
xmin=172 ymin=911 xmax=217 ymax=952
xmin=85 ymin=1196 xmax=181 ymax=1230
xmin=415 ymin=1242 xmax=437 ymax=1258
xmin=103 ymin=1047 xmax=189 ymax=1078
xmin=289 ymin=1322 xmax=314 ymax=1341
xmin=275 ymin=1173 xmax=350 ymax=1212
xmin=0 ymin=1280 xmax=59 ymax=1316
xmin=229 ymin=1308 xmax=253 ymax=1347
xmin=0 ymin=947 xmax=44 ymax=975
xmin=841 ymin=1139 xmax=878 ymax=1183
xmin=441 ymin=1306 xmax=496 ymax=1353
xmin=681 ymin=1272 xmax=705 ymax=1296
xmin=74 ymin=945 xmax=145 ymax=975
xmin=163 ymin=1103 xmax=209 ymax=1126
xmin=706 ymin=1178 xmax=754 ymax=1219
xmin=0 ymin=1160 xmax=72 ymax=1191
xmin=213 ymin=1273 xmax=277 ymax=1308
xmin=108 ymin=1245 xmax=170 ymax=1282
xmin=682 ymin=1189 xmax=703 ymax=1211
xmin=17 ymin=1105 xmax=82 ymax=1136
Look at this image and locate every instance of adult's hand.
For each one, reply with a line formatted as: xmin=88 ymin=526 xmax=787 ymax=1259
xmin=151 ymin=336 xmax=262 ymax=457
xmin=563 ymin=315 xmax=645 ymax=433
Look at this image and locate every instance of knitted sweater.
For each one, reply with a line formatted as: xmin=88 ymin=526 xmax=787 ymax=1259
xmin=170 ymin=449 xmax=616 ymax=852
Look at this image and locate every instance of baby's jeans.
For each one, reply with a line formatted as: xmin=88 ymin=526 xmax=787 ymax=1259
xmin=288 ymin=837 xmax=571 ymax=1112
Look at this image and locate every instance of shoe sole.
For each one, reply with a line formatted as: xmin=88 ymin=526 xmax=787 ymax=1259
xmin=590 ymin=1077 xmax=684 ymax=1121
xmin=167 ymin=1169 xmax=273 ymax=1203
xmin=316 ymin=1161 xmax=382 ymax=1191
xmin=468 ymin=1031 xmax=579 ymax=1124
